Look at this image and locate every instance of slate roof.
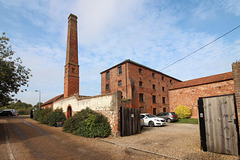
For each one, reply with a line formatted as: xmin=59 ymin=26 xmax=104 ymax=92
xmin=170 ymin=72 xmax=233 ymax=90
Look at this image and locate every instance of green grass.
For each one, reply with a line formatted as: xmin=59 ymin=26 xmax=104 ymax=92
xmin=175 ymin=118 xmax=198 ymax=124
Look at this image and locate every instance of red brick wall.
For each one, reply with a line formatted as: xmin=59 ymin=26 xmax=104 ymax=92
xmin=169 ymin=80 xmax=235 ymax=118
xmin=232 ymin=61 xmax=240 ymax=124
xmin=101 ymin=61 xmax=181 ymax=115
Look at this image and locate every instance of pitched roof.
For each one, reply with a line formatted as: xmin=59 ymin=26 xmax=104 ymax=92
xmin=41 ymin=94 xmax=64 ymax=106
xmin=170 ymin=72 xmax=233 ymax=90
xmin=100 ymin=59 xmax=181 ymax=82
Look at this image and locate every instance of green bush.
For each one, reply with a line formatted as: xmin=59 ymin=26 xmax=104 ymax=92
xmin=47 ymin=108 xmax=66 ymax=126
xmin=38 ymin=108 xmax=53 ymax=124
xmin=175 ymin=105 xmax=191 ymax=119
xmin=63 ymin=108 xmax=111 ymax=138
xmin=33 ymin=109 xmax=40 ymax=121
xmin=18 ymin=107 xmax=34 ymax=115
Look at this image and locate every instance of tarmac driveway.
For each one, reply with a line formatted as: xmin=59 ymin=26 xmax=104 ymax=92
xmin=103 ymin=123 xmax=239 ymax=160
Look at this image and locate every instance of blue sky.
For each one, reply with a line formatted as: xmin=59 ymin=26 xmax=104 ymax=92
xmin=0 ymin=0 xmax=240 ymax=105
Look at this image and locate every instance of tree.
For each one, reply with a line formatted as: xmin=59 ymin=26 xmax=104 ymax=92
xmin=0 ymin=32 xmax=32 ymax=106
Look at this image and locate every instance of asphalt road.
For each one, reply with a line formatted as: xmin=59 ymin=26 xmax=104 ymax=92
xmin=0 ymin=116 xmax=161 ymax=160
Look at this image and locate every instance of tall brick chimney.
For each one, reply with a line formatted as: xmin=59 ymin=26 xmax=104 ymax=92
xmin=64 ymin=13 xmax=79 ymax=98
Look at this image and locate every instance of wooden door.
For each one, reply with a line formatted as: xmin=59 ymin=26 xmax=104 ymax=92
xmin=198 ymin=94 xmax=239 ymax=155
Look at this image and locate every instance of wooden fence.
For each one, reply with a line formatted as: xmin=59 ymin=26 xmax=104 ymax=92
xmin=119 ymin=107 xmax=141 ymax=137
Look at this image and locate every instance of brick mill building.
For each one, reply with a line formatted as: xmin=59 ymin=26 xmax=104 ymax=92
xmin=100 ymin=60 xmax=181 ymax=114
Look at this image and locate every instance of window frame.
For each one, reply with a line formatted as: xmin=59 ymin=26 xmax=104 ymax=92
xmin=139 ymin=93 xmax=144 ymax=102
xmin=118 ymin=80 xmax=122 ymax=87
xmin=106 ymin=71 xmax=110 ymax=80
xmin=118 ymin=66 xmax=122 ymax=75
xmin=152 ymin=95 xmax=156 ymax=104
xmin=106 ymin=84 xmax=109 ymax=91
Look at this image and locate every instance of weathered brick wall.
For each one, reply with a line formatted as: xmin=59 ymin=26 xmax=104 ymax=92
xmin=232 ymin=61 xmax=240 ymax=124
xmin=128 ymin=63 xmax=179 ymax=114
xmin=101 ymin=60 xmax=181 ymax=115
xmin=169 ymin=80 xmax=235 ymax=118
xmin=53 ymin=91 xmax=121 ymax=137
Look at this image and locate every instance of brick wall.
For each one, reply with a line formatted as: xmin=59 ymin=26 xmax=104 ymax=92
xmin=53 ymin=91 xmax=122 ymax=137
xmin=101 ymin=60 xmax=181 ymax=115
xmin=232 ymin=61 xmax=240 ymax=124
xmin=169 ymin=80 xmax=235 ymax=118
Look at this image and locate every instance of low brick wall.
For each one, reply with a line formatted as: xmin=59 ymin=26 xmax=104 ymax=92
xmin=53 ymin=91 xmax=121 ymax=136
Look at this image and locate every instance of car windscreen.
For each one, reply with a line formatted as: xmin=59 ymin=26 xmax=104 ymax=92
xmin=146 ymin=114 xmax=156 ymax=118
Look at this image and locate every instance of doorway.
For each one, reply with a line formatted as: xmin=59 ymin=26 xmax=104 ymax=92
xmin=67 ymin=106 xmax=72 ymax=119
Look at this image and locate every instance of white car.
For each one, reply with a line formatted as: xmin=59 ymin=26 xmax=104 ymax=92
xmin=140 ymin=113 xmax=166 ymax=127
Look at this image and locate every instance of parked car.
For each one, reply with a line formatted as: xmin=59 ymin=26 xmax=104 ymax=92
xmin=0 ymin=110 xmax=14 ymax=116
xmin=140 ymin=113 xmax=166 ymax=127
xmin=3 ymin=109 xmax=18 ymax=116
xmin=156 ymin=112 xmax=178 ymax=123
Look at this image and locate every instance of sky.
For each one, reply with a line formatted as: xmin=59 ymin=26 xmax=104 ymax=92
xmin=0 ymin=0 xmax=240 ymax=105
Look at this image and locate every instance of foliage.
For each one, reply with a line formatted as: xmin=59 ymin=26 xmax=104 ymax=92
xmin=33 ymin=108 xmax=40 ymax=121
xmin=18 ymin=107 xmax=34 ymax=115
xmin=0 ymin=100 xmax=36 ymax=115
xmin=47 ymin=108 xmax=66 ymax=126
xmin=0 ymin=32 xmax=32 ymax=106
xmin=176 ymin=118 xmax=198 ymax=124
xmin=38 ymin=108 xmax=53 ymax=124
xmin=63 ymin=108 xmax=111 ymax=138
xmin=175 ymin=105 xmax=192 ymax=119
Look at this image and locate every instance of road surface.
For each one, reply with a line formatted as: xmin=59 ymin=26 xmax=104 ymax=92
xmin=0 ymin=116 xmax=160 ymax=160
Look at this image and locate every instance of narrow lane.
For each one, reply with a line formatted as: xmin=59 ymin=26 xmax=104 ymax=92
xmin=0 ymin=116 xmax=112 ymax=160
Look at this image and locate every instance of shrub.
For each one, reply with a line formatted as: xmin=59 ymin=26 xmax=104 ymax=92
xmin=47 ymin=108 xmax=66 ymax=126
xmin=175 ymin=105 xmax=191 ymax=119
xmin=18 ymin=107 xmax=34 ymax=115
xmin=63 ymin=108 xmax=111 ymax=138
xmin=38 ymin=108 xmax=53 ymax=124
xmin=33 ymin=109 xmax=40 ymax=121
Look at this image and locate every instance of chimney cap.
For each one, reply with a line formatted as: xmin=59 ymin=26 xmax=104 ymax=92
xmin=68 ymin=13 xmax=78 ymax=21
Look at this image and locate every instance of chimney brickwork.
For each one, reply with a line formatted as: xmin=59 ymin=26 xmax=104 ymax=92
xmin=64 ymin=14 xmax=79 ymax=98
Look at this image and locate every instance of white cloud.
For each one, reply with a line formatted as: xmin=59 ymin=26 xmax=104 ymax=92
xmin=1 ymin=0 xmax=240 ymax=105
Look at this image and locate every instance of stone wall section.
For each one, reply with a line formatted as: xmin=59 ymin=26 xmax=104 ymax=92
xmin=53 ymin=91 xmax=121 ymax=137
xmin=169 ymin=80 xmax=235 ymax=118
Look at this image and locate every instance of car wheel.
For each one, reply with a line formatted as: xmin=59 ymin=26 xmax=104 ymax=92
xmin=149 ymin=121 xmax=154 ymax=127
xmin=167 ymin=119 xmax=171 ymax=123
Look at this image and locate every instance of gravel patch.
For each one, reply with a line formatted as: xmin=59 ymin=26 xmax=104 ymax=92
xmin=102 ymin=123 xmax=239 ymax=160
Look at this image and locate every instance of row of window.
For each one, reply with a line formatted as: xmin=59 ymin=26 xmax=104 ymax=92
xmin=106 ymin=80 xmax=165 ymax=91
xmin=106 ymin=66 xmax=173 ymax=84
xmin=106 ymin=66 xmax=122 ymax=80
xmin=139 ymin=82 xmax=165 ymax=91
xmin=139 ymin=93 xmax=166 ymax=104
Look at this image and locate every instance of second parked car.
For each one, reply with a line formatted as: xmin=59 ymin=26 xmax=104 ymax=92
xmin=157 ymin=112 xmax=178 ymax=123
xmin=140 ymin=113 xmax=166 ymax=127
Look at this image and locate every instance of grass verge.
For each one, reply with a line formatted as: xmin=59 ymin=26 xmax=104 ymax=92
xmin=175 ymin=118 xmax=198 ymax=124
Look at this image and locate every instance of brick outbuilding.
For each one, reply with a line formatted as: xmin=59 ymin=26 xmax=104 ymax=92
xmin=169 ymin=72 xmax=235 ymax=118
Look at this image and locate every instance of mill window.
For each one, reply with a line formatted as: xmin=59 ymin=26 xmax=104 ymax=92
xmin=139 ymin=93 xmax=144 ymax=102
xmin=106 ymin=71 xmax=110 ymax=80
xmin=118 ymin=66 xmax=122 ymax=75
